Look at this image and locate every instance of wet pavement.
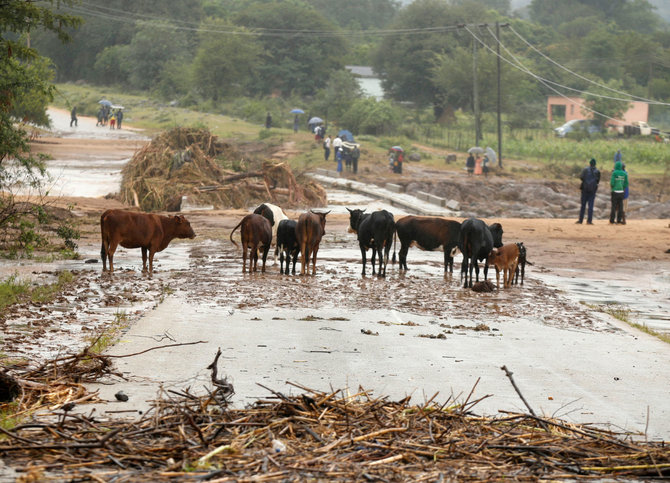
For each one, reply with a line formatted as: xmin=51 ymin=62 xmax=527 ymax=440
xmin=4 ymin=110 xmax=667 ymax=442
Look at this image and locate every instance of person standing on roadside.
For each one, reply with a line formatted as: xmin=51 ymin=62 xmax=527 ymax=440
xmin=323 ymin=135 xmax=331 ymax=161
xmin=265 ymin=112 xmax=272 ymax=129
xmin=116 ymin=109 xmax=123 ymax=129
xmin=70 ymin=106 xmax=78 ymax=127
xmin=614 ymin=149 xmax=622 ymax=168
xmin=609 ymin=160 xmax=628 ymax=225
xmin=576 ymin=158 xmax=600 ymax=224
xmin=466 ymin=153 xmax=475 ymax=176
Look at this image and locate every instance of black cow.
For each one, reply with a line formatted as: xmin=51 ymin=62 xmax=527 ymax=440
xmin=459 ymin=218 xmax=503 ymax=288
xmin=275 ymin=219 xmax=299 ymax=275
xmin=394 ymin=216 xmax=461 ymax=273
xmin=347 ymin=208 xmax=395 ymax=277
xmin=513 ymin=242 xmax=532 ymax=285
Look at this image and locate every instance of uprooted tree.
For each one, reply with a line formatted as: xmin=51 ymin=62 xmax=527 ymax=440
xmin=120 ymin=127 xmax=327 ymax=211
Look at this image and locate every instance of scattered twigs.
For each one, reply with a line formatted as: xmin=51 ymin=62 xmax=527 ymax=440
xmin=500 ymin=365 xmax=549 ymax=432
xmin=1 ymin=357 xmax=669 ymax=481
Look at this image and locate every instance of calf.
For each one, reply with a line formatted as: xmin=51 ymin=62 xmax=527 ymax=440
xmin=489 ymin=243 xmax=520 ymax=289
xmin=229 ymin=214 xmax=272 ymax=273
xmin=394 ymin=216 xmax=461 ymax=273
xmin=513 ymin=242 xmax=530 ymax=285
xmin=100 ymin=209 xmax=196 ymax=274
xmin=253 ymin=203 xmax=288 ymax=263
xmin=296 ymin=210 xmax=329 ymax=276
xmin=275 ymin=219 xmax=299 ymax=275
xmin=347 ymin=208 xmax=395 ymax=277
xmin=459 ymin=218 xmax=503 ymax=288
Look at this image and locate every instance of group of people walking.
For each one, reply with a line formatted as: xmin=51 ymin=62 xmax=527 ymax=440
xmin=323 ymin=135 xmax=359 ymax=174
xmin=577 ymin=150 xmax=629 ymax=225
xmin=96 ymin=106 xmax=123 ymax=129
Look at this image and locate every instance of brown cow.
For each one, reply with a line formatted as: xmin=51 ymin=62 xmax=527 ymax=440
xmin=229 ymin=214 xmax=272 ymax=273
xmin=296 ymin=210 xmax=330 ymax=276
xmin=489 ymin=243 xmax=520 ymax=289
xmin=100 ymin=210 xmax=196 ymax=274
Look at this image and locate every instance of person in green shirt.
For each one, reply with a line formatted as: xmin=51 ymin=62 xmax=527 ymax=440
xmin=609 ymin=161 xmax=629 ymax=224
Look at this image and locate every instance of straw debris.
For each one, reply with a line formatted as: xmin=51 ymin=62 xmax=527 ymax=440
xmin=120 ymin=127 xmax=326 ymax=212
xmin=1 ymin=349 xmax=669 ymax=481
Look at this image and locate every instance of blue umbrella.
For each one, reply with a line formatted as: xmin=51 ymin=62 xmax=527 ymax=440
xmin=391 ymin=145 xmax=403 ymax=152
xmin=290 ymin=108 xmax=305 ymax=114
xmin=308 ymin=116 xmax=324 ymax=125
xmin=338 ymin=129 xmax=354 ymax=142
xmin=98 ymin=99 xmax=112 ymax=107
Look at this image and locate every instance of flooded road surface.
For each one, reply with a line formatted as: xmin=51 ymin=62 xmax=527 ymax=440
xmin=18 ymin=234 xmax=657 ymax=441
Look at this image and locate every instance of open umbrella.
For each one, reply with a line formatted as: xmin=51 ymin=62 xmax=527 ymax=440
xmin=308 ymin=116 xmax=324 ymax=125
xmin=468 ymin=146 xmax=485 ymax=154
xmin=290 ymin=108 xmax=305 ymax=114
xmin=338 ymin=129 xmax=354 ymax=142
xmin=485 ymin=146 xmax=497 ymax=164
xmin=390 ymin=145 xmax=404 ymax=152
xmin=98 ymin=99 xmax=112 ymax=107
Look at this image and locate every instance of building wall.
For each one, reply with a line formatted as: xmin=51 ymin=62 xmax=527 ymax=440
xmin=547 ymin=96 xmax=648 ymax=125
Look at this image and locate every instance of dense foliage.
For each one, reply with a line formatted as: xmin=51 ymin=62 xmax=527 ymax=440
xmin=16 ymin=0 xmax=670 ymax=133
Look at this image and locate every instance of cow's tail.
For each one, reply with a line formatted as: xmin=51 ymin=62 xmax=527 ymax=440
xmin=229 ymin=220 xmax=243 ymax=248
xmin=391 ymin=230 xmax=397 ymax=264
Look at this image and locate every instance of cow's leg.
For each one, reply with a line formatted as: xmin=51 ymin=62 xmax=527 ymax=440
xmin=300 ymin=242 xmax=308 ymax=276
xmin=472 ymin=258 xmax=479 ymax=287
xmin=140 ymin=247 xmax=148 ymax=272
xmin=376 ymin=245 xmax=384 ymax=277
xmin=399 ymin=243 xmax=409 ymax=270
xmin=252 ymin=244 xmax=259 ymax=272
xmin=279 ymin=246 xmax=285 ymax=274
xmin=291 ymin=249 xmax=298 ymax=275
xmin=261 ymin=245 xmax=270 ymax=272
xmin=311 ymin=244 xmax=319 ymax=275
xmin=106 ymin=241 xmax=119 ymax=273
xmin=242 ymin=242 xmax=248 ymax=273
xmin=360 ymin=244 xmax=368 ymax=276
xmin=483 ymin=256 xmax=489 ymax=281
xmin=496 ymin=268 xmax=501 ymax=289
xmin=520 ymin=262 xmax=525 ymax=285
xmin=461 ymin=258 xmax=468 ymax=288
xmin=148 ymin=249 xmax=156 ymax=274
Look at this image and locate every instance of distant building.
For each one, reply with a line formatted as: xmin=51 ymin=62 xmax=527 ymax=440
xmin=345 ymin=65 xmax=385 ymax=100
xmin=547 ymin=96 xmax=649 ymax=126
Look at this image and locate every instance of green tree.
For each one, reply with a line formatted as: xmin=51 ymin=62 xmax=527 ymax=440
xmin=311 ymin=70 xmax=362 ymax=122
xmin=371 ymin=0 xmax=495 ymax=117
xmin=234 ymin=1 xmax=348 ymax=96
xmin=1 ymin=1 xmax=80 ymax=247
xmin=191 ymin=19 xmax=263 ymax=100
xmin=341 ymin=98 xmax=402 ymax=135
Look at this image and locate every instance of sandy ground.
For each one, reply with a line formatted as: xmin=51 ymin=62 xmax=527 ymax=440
xmin=3 ymin=114 xmax=668 ymax=443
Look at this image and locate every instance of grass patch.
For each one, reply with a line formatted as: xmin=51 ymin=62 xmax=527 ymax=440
xmin=86 ymin=311 xmax=130 ymax=355
xmin=591 ymin=303 xmax=670 ymax=344
xmin=0 ymin=403 xmax=21 ymax=433
xmin=0 ymin=271 xmax=76 ymax=313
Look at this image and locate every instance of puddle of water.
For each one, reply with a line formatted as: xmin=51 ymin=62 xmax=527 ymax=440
xmin=537 ymin=269 xmax=670 ymax=336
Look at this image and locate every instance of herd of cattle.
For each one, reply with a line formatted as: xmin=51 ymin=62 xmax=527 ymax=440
xmin=99 ymin=204 xmax=528 ymax=289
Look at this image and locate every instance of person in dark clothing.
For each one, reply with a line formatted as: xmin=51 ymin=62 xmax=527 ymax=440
xmin=265 ymin=112 xmax=272 ymax=129
xmin=466 ymin=153 xmax=475 ymax=176
xmin=577 ymin=158 xmax=600 ymax=224
xmin=293 ymin=115 xmax=299 ymax=133
xmin=70 ymin=107 xmax=78 ymax=127
xmin=116 ymin=109 xmax=123 ymax=129
xmin=351 ymin=145 xmax=360 ymax=174
xmin=96 ymin=108 xmax=103 ymax=127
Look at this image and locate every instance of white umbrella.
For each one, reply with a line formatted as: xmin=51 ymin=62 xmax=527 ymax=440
xmin=468 ymin=146 xmax=485 ymax=154
xmin=485 ymin=147 xmax=497 ymax=164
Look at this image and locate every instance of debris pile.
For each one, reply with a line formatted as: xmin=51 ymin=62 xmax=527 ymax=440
xmin=120 ymin=128 xmax=326 ymax=212
xmin=1 ymin=349 xmax=669 ymax=481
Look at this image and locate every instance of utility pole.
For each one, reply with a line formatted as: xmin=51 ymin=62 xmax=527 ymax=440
xmin=473 ymin=37 xmax=481 ymax=147
xmin=496 ymin=22 xmax=502 ymax=168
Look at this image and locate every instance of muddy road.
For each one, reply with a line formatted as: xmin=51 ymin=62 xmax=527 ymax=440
xmin=3 ymin=108 xmax=668 ymax=443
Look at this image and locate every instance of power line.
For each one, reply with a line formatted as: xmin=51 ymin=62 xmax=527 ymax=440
xmin=467 ymin=25 xmax=621 ymax=124
xmin=508 ymin=25 xmax=669 ymax=106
